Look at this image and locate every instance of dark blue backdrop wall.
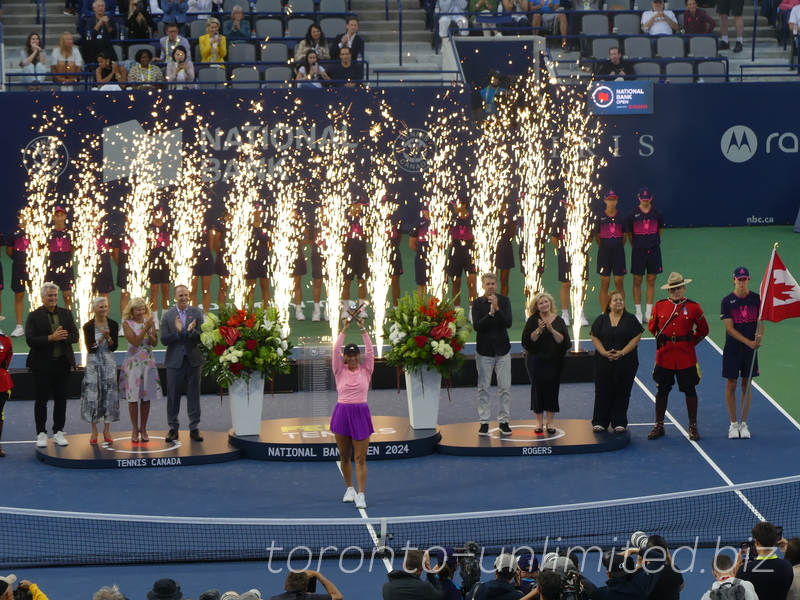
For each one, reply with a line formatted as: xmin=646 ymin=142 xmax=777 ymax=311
xmin=2 ymin=82 xmax=798 ymax=232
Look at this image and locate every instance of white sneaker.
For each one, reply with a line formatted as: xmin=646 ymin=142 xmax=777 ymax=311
xmin=342 ymin=486 xmax=357 ymax=502
xmin=728 ymin=423 xmax=740 ymax=439
xmin=295 ymin=306 xmax=305 ymax=321
xmin=739 ymin=422 xmax=751 ymax=439
xmin=11 ymin=324 xmax=24 ymax=337
xmin=580 ymin=311 xmax=589 ymax=327
xmin=467 ymin=309 xmax=473 ymax=324
xmin=53 ymin=431 xmax=69 ymax=446
xmin=36 ymin=432 xmax=48 ymax=448
xmin=635 ymin=308 xmax=643 ymax=324
xmin=644 ymin=309 xmax=652 ymax=322
xmin=561 ymin=310 xmax=571 ymax=326
xmin=311 ymin=305 xmax=321 ymax=322
xmin=355 ymin=493 xmax=367 ymax=509
xmin=323 ymin=304 xmax=330 ymax=321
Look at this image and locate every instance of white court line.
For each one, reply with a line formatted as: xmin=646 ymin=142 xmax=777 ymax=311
xmin=634 ymin=361 xmax=766 ymax=522
xmin=336 ymin=460 xmax=394 ymax=572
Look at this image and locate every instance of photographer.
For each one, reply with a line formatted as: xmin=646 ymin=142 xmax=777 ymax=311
xmin=433 ymin=548 xmax=461 ymax=600
xmin=382 ymin=550 xmax=442 ymax=600
xmin=540 ymin=553 xmax=592 ymax=599
xmin=267 ymin=570 xmax=342 ymax=600
xmin=537 ymin=571 xmax=566 ymax=600
xmin=7 ymin=577 xmax=49 ymax=600
xmin=642 ymin=535 xmax=683 ymax=600
xmin=467 ymin=554 xmax=539 ymax=600
xmin=594 ymin=550 xmax=660 ymax=600
xmin=735 ymin=521 xmax=793 ymax=599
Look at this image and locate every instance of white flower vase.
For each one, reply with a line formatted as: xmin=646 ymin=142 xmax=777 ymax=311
xmin=404 ymin=367 xmax=442 ymax=429
xmin=228 ymin=372 xmax=265 ymax=436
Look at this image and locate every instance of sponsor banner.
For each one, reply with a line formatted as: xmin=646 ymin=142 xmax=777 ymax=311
xmin=588 ymin=81 xmax=654 ymax=115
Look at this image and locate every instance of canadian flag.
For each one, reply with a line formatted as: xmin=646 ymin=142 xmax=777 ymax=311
xmin=759 ymin=250 xmax=800 ymax=322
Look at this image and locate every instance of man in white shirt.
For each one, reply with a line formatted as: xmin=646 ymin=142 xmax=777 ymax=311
xmin=701 ymin=554 xmax=758 ymax=600
xmin=640 ymin=0 xmax=678 ymax=35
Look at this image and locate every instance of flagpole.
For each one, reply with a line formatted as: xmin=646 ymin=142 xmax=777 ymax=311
xmin=740 ymin=243 xmax=778 ymax=424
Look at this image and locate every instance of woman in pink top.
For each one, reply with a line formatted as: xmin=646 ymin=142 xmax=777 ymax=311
xmin=330 ymin=316 xmax=374 ymax=510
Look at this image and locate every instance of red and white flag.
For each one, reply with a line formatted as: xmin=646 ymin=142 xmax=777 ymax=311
xmin=759 ymin=249 xmax=800 ymax=322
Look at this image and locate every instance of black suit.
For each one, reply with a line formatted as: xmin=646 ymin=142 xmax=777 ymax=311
xmin=330 ymin=32 xmax=364 ymax=61
xmin=25 ymin=305 xmax=80 ymax=434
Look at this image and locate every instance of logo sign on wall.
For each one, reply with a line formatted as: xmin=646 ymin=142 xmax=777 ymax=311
xmin=588 ymin=81 xmax=654 ymax=115
xmin=394 ymin=128 xmax=436 ymax=172
xmin=720 ymin=125 xmax=758 ymax=163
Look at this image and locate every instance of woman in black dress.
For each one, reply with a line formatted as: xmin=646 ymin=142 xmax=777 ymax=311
xmin=589 ymin=290 xmax=643 ymax=433
xmin=521 ymin=292 xmax=571 ymax=433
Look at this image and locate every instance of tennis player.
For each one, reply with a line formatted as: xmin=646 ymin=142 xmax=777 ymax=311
xmin=330 ymin=313 xmax=374 ymax=510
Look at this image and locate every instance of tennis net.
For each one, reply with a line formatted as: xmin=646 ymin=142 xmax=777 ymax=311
xmin=2 ymin=474 xmax=798 ymax=568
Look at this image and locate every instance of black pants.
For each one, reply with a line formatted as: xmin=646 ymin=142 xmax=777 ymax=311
xmin=592 ymin=364 xmax=637 ymax=428
xmin=526 ymin=353 xmax=563 ymax=413
xmin=33 ymin=357 xmax=72 ymax=434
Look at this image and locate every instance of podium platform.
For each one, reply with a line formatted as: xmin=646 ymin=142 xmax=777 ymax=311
xmin=436 ymin=420 xmax=630 ymax=456
xmin=227 ymin=415 xmax=441 ymax=461
xmin=35 ymin=431 xmax=241 ymax=469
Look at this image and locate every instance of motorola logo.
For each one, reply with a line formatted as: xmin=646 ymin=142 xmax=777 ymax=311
xmin=721 ymin=126 xmax=758 ymax=163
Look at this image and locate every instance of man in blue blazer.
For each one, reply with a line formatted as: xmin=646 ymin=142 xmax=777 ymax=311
xmin=160 ymin=284 xmax=205 ymax=442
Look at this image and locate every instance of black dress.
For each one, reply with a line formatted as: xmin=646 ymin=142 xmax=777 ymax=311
xmin=590 ymin=311 xmax=643 ymax=429
xmin=521 ymin=314 xmax=571 ymax=413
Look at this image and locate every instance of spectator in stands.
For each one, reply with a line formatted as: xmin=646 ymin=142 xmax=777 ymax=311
xmin=268 ymin=571 xmax=342 ymax=600
xmin=295 ymin=49 xmax=331 ymax=87
xmin=166 ymin=46 xmax=195 ymax=87
xmin=223 ymin=5 xmax=251 ymax=38
xmin=787 ymin=537 xmax=800 ymax=600
xmin=717 ymin=0 xmax=743 ymax=51
xmin=529 ymin=0 xmax=568 ymax=48
xmin=128 ymin=47 xmax=165 ymax=88
xmin=647 ymin=272 xmax=708 ymax=441
xmin=64 ymin=0 xmax=79 ymax=15
xmin=790 ymin=3 xmax=800 ymax=37
xmin=331 ymin=16 xmax=365 ymax=60
xmin=80 ymin=0 xmax=117 ymax=20
xmin=125 ymin=0 xmax=156 ymax=38
xmin=597 ymin=46 xmax=635 ymax=80
xmin=498 ymin=0 xmax=529 ymax=32
xmin=51 ymin=31 xmax=84 ymax=90
xmin=736 ymin=521 xmax=794 ymax=599
xmin=383 ymin=550 xmax=442 ymax=600
xmin=199 ymin=17 xmax=227 ymax=62
xmin=19 ymin=33 xmax=47 ymax=91
xmin=479 ymin=70 xmax=507 ymax=118
xmin=161 ymin=0 xmax=189 ymax=28
xmin=328 ymin=46 xmax=363 ymax=86
xmin=84 ymin=0 xmax=119 ymax=65
xmin=590 ymin=291 xmax=643 ymax=434
xmin=683 ymin=0 xmax=715 ymax=33
xmin=522 ymin=291 xmax=571 ymax=434
xmin=295 ymin=24 xmax=332 ymax=62
xmin=435 ymin=0 xmax=469 ymax=40
xmin=640 ymin=0 xmax=678 ymax=34
xmin=701 ymin=554 xmax=758 ymax=600
xmin=95 ymin=50 xmax=128 ymax=88
xmin=159 ymin=22 xmax=191 ymax=61
xmin=468 ymin=0 xmax=500 ymax=36
xmin=187 ymin=0 xmax=222 ymax=17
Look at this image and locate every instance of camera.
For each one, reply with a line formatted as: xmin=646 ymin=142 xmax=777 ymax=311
xmin=630 ymin=531 xmax=648 ymax=550
xmin=455 ymin=542 xmax=481 ymax=599
xmin=541 ymin=552 xmax=585 ymax=600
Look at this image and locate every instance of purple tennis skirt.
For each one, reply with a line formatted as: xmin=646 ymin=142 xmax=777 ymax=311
xmin=330 ymin=402 xmax=374 ymax=441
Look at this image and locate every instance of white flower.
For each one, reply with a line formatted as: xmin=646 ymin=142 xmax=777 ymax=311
xmin=281 ymin=340 xmax=288 ymax=350
xmin=277 ymin=347 xmax=284 ymax=356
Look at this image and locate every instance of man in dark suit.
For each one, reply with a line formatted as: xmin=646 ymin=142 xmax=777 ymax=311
xmin=25 ymin=282 xmax=79 ymax=448
xmin=160 ymin=284 xmax=205 ymax=442
xmin=328 ymin=47 xmax=364 ymax=87
xmin=330 ymin=16 xmax=365 ymax=61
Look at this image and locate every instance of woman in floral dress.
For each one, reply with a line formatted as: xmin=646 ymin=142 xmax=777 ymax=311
xmin=80 ymin=297 xmax=120 ymax=443
xmin=118 ymin=297 xmax=162 ymax=442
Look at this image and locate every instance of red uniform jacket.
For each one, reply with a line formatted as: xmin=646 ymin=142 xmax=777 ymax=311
xmin=0 ymin=334 xmax=13 ymax=393
xmin=648 ymin=298 xmax=709 ymax=370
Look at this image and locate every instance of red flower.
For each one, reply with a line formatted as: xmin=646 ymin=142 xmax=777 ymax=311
xmin=246 ymin=339 xmax=258 ymax=351
xmin=433 ymin=354 xmax=446 ymax=365
xmin=214 ymin=344 xmax=226 ymax=355
xmin=414 ymin=335 xmax=428 ymax=348
xmin=220 ymin=326 xmax=241 ymax=346
xmin=431 ymin=322 xmax=453 ymax=340
xmin=226 ymin=313 xmax=242 ymax=327
xmin=451 ymin=340 xmax=462 ymax=352
xmin=244 ymin=315 xmax=256 ymax=328
xmin=230 ymin=362 xmax=243 ymax=375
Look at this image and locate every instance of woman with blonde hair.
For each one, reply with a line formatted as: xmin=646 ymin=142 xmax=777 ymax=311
xmin=199 ymin=17 xmax=227 ymax=63
xmin=80 ymin=297 xmax=120 ymax=444
xmin=521 ymin=291 xmax=571 ymax=433
xmin=50 ymin=32 xmax=84 ymax=91
xmin=118 ymin=297 xmax=162 ymax=443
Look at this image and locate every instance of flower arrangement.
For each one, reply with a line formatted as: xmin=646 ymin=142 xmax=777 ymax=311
xmin=199 ymin=305 xmax=293 ymax=388
xmin=384 ymin=293 xmax=472 ymax=379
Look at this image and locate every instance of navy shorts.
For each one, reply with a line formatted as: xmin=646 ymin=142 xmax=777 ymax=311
xmin=631 ymin=246 xmax=663 ymax=276
xmin=447 ymin=240 xmax=476 ymax=277
xmin=93 ymin=257 xmax=115 ymax=293
xmin=722 ymin=346 xmax=759 ymax=379
xmin=292 ymin=247 xmax=307 ymax=278
xmin=47 ymin=264 xmax=74 ymax=291
xmin=311 ymin=246 xmax=324 ymax=280
xmin=193 ymin=247 xmax=216 ymax=277
xmin=414 ymin=253 xmax=429 ymax=286
xmin=246 ymin=259 xmax=269 ymax=280
xmin=148 ymin=248 xmax=171 ymax=285
xmin=11 ymin=262 xmax=27 ymax=294
xmin=496 ymin=238 xmax=515 ymax=270
xmin=215 ymin=253 xmax=229 ymax=277
xmin=389 ymin=239 xmax=403 ymax=277
xmin=344 ymin=242 xmax=369 ymax=281
xmin=717 ymin=0 xmax=744 ymax=16
xmin=116 ymin=254 xmax=129 ymax=290
xmin=597 ymin=244 xmax=627 ymax=277
xmin=558 ymin=247 xmax=570 ymax=283
xmin=653 ymin=363 xmax=701 ymax=395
